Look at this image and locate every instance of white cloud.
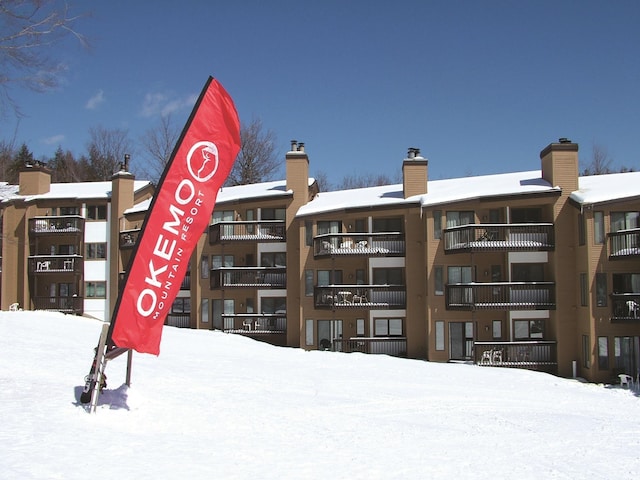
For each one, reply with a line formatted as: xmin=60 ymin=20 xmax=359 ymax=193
xmin=43 ymin=134 xmax=65 ymax=145
xmin=139 ymin=91 xmax=196 ymax=118
xmin=85 ymin=90 xmax=105 ymax=110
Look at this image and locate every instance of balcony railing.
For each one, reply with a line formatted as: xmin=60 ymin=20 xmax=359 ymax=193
xmin=610 ymin=293 xmax=640 ymax=321
xmin=29 ymin=216 xmax=84 ymax=235
xmin=32 ymin=295 xmax=83 ymax=315
xmin=474 ymin=341 xmax=557 ymax=372
xmin=28 ymin=255 xmax=83 ymax=274
xmin=119 ymin=229 xmax=141 ymax=249
xmin=165 ymin=313 xmax=190 ymax=328
xmin=222 ymin=313 xmax=287 ymax=333
xmin=444 ymin=223 xmax=554 ymax=253
xmin=209 ymin=220 xmax=286 ymax=244
xmin=446 ymin=282 xmax=555 ymax=310
xmin=314 ymin=285 xmax=406 ymax=309
xmin=314 ymin=232 xmax=405 ymax=257
xmin=608 ymin=229 xmax=640 ymax=259
xmin=210 ymin=267 xmax=286 ymax=289
xmin=332 ymin=337 xmax=407 ymax=357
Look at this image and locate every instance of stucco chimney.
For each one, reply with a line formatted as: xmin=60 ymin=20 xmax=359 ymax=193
xmin=540 ymin=138 xmax=579 ymax=193
xmin=402 ymin=147 xmax=428 ymax=198
xmin=18 ymin=162 xmax=51 ymax=195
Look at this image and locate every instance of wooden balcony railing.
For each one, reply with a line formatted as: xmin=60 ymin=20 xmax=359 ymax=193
xmin=314 ymin=232 xmax=405 ymax=257
xmin=314 ymin=285 xmax=406 ymax=309
xmin=32 ymin=295 xmax=83 ymax=315
xmin=209 ymin=220 xmax=286 ymax=244
xmin=474 ymin=341 xmax=557 ymax=372
xmin=222 ymin=313 xmax=287 ymax=333
xmin=610 ymin=293 xmax=640 ymax=321
xmin=608 ymin=229 xmax=640 ymax=259
xmin=210 ymin=267 xmax=286 ymax=289
xmin=119 ymin=229 xmax=141 ymax=249
xmin=28 ymin=255 xmax=83 ymax=274
xmin=165 ymin=313 xmax=191 ymax=328
xmin=444 ymin=223 xmax=554 ymax=253
xmin=29 ymin=216 xmax=84 ymax=235
xmin=332 ymin=337 xmax=407 ymax=357
xmin=446 ymin=282 xmax=555 ymax=310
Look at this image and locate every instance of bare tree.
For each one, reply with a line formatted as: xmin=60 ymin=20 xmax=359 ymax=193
xmin=311 ymin=169 xmax=332 ymax=192
xmin=0 ymin=138 xmax=15 ymax=181
xmin=336 ymin=171 xmax=400 ymax=190
xmin=85 ymin=126 xmax=133 ymax=180
xmin=0 ymin=0 xmax=88 ymax=115
xmin=225 ymin=117 xmax=280 ymax=186
xmin=139 ymin=113 xmax=180 ymax=184
xmin=582 ymin=144 xmax=613 ymax=176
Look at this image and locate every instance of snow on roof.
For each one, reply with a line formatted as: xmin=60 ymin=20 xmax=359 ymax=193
xmin=0 ymin=180 xmax=152 ymax=204
xmin=125 ymin=197 xmax=152 ymax=215
xmin=570 ymin=171 xmax=640 ymax=205
xmin=297 ymin=170 xmax=559 ymax=217
xmin=216 ymin=180 xmax=291 ymax=204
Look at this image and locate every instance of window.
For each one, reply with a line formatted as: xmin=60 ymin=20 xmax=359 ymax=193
xmin=595 ymin=273 xmax=607 ymax=307
xmin=59 ymin=206 xmax=79 ymax=216
xmin=578 ymin=212 xmax=586 ymax=246
xmin=448 ymin=266 xmax=473 ymax=284
xmin=262 ymin=297 xmax=286 ymax=314
xmin=511 ymin=264 xmax=544 ymax=282
xmin=582 ymin=334 xmax=590 ymax=369
xmin=492 ymin=320 xmax=502 ymax=340
xmin=85 ymin=243 xmax=106 ymax=259
xmin=261 ymin=252 xmax=286 ymax=267
xmin=373 ymin=268 xmax=404 ymax=285
xmin=172 ymin=297 xmax=191 ymax=313
xmin=597 ymin=336 xmax=608 ymax=370
xmin=373 ymin=217 xmax=403 ymax=233
xmin=611 ymin=211 xmax=640 ymax=232
xmin=374 ymin=318 xmax=403 ymax=337
xmin=434 ymin=266 xmax=444 ymax=295
xmin=305 ymin=319 xmax=314 ymax=346
xmin=212 ymin=299 xmax=223 ymax=329
xmin=305 ymin=220 xmax=313 ymax=246
xmin=85 ymin=281 xmax=106 ymax=298
xmin=200 ymin=255 xmax=209 ymax=279
xmin=511 ymin=208 xmax=542 ymax=223
xmin=580 ymin=273 xmax=588 ymax=307
xmin=305 ymin=270 xmax=314 ymax=296
xmin=435 ymin=321 xmax=445 ymax=350
xmin=318 ymin=270 xmax=343 ymax=285
xmin=355 ymin=269 xmax=365 ymax=285
xmin=513 ymin=319 xmax=544 ymax=340
xmin=212 ymin=210 xmax=234 ymax=224
xmin=58 ymin=244 xmax=76 ymax=255
xmin=86 ymin=205 xmax=107 ymax=220
xmin=612 ymin=273 xmax=640 ymax=293
xmin=446 ymin=211 xmax=474 ymax=228
xmin=356 ymin=318 xmax=365 ymax=337
xmin=201 ymin=298 xmax=209 ymax=324
xmin=261 ymin=208 xmax=285 ymax=220
xmin=211 ymin=255 xmax=234 ymax=268
xmin=594 ymin=211 xmax=604 ymax=244
xmin=433 ymin=210 xmax=442 ymax=239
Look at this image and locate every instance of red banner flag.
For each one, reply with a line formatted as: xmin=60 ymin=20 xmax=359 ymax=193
xmin=110 ymin=77 xmax=240 ymax=354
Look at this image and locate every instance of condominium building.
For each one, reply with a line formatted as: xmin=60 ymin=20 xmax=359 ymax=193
xmin=2 ymin=139 xmax=638 ymax=384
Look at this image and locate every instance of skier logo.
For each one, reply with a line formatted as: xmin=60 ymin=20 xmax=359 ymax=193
xmin=187 ymin=141 xmax=219 ymax=183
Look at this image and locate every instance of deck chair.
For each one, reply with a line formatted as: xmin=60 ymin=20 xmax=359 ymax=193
xmin=619 ymin=374 xmax=633 ymax=388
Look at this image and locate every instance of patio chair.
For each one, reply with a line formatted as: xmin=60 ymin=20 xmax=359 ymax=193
xmin=626 ymin=300 xmax=639 ymax=318
xmin=9 ymin=303 xmax=20 ymax=312
xmin=619 ymin=373 xmax=634 ymax=388
xmin=480 ymin=350 xmax=492 ymax=365
xmin=242 ymin=319 xmax=253 ymax=331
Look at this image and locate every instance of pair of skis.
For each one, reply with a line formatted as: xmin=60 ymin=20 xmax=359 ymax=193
xmin=80 ymin=323 xmax=110 ymax=410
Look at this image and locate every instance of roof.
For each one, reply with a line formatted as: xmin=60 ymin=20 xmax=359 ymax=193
xmin=570 ymin=171 xmax=640 ymax=206
xmin=0 ymin=180 xmax=153 ymax=204
xmin=296 ymin=170 xmax=560 ymax=217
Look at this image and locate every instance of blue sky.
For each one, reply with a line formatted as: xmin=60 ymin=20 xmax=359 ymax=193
xmin=5 ymin=0 xmax=640 ymax=185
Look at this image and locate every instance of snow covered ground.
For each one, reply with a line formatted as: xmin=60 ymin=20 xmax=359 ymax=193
xmin=0 ymin=311 xmax=638 ymax=479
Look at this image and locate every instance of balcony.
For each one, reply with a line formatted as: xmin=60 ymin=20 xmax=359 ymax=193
xmin=32 ymin=295 xmax=83 ymax=315
xmin=446 ymin=282 xmax=555 ymax=310
xmin=314 ymin=233 xmax=405 ymax=258
xmin=610 ymin=293 xmax=640 ymax=321
xmin=331 ymin=337 xmax=407 ymax=356
xmin=444 ymin=223 xmax=554 ymax=253
xmin=474 ymin=341 xmax=557 ymax=373
xmin=166 ymin=313 xmax=191 ymax=328
xmin=29 ymin=216 xmax=84 ymax=236
xmin=119 ymin=229 xmax=141 ymax=249
xmin=28 ymin=255 xmax=83 ymax=274
xmin=222 ymin=313 xmax=287 ymax=333
xmin=209 ymin=221 xmax=286 ymax=244
xmin=210 ymin=267 xmax=286 ymax=289
xmin=608 ymin=229 xmax=640 ymax=259
xmin=314 ymin=285 xmax=406 ymax=309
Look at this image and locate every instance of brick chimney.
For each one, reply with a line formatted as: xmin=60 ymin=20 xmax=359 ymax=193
xmin=18 ymin=162 xmax=51 ymax=195
xmin=540 ymin=138 xmax=579 ymax=193
xmin=402 ymin=147 xmax=428 ymax=198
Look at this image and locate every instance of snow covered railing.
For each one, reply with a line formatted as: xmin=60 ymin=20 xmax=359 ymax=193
xmin=314 ymin=284 xmax=406 ymax=309
xmin=208 ymin=220 xmax=286 ymax=244
xmin=28 ymin=255 xmax=83 ymax=274
xmin=313 ymin=232 xmax=405 ymax=257
xmin=446 ymin=282 xmax=555 ymax=310
xmin=210 ymin=267 xmax=286 ymax=289
xmin=221 ymin=313 xmax=286 ymax=333
xmin=332 ymin=337 xmax=407 ymax=357
xmin=32 ymin=295 xmax=83 ymax=314
xmin=29 ymin=215 xmax=84 ymax=235
xmin=608 ymin=228 xmax=640 ymax=259
xmin=444 ymin=223 xmax=554 ymax=253
xmin=474 ymin=341 xmax=557 ymax=372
